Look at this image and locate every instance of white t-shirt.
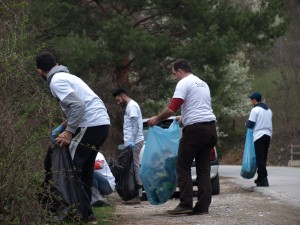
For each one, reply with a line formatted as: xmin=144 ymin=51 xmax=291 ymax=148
xmin=123 ymin=99 xmax=144 ymax=145
xmin=50 ymin=72 xmax=110 ymax=127
xmin=248 ymin=106 xmax=273 ymax=141
xmin=94 ymin=152 xmax=116 ymax=190
xmin=173 ymin=74 xmax=216 ymax=126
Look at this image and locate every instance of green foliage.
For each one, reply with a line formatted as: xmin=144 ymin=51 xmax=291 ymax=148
xmin=29 ymin=0 xmax=289 ymax=108
xmin=28 ymin=0 xmax=290 ymax=164
xmin=0 ymin=1 xmax=60 ymax=224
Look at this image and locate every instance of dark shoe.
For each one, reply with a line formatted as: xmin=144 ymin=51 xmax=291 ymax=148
xmin=87 ymin=213 xmax=97 ymax=222
xmin=122 ymin=196 xmax=141 ymax=205
xmin=254 ymin=178 xmax=259 ymax=184
xmin=189 ymin=209 xmax=209 ymax=215
xmin=189 ymin=203 xmax=209 ymax=215
xmin=167 ymin=205 xmax=193 ymax=215
xmin=91 ymin=195 xmax=111 ymax=207
xmin=256 ymin=178 xmax=269 ymax=187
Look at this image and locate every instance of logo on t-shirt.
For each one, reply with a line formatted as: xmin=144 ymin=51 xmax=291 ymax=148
xmin=194 ymin=81 xmax=206 ymax=88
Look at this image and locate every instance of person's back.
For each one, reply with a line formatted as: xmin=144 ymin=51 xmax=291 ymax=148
xmin=148 ymin=59 xmax=218 ymax=215
xmin=247 ymin=92 xmax=272 ymax=187
xmin=249 ymin=104 xmax=272 ymax=141
xmin=36 ymin=51 xmax=111 ymax=222
xmin=174 ymin=74 xmax=216 ymax=126
xmin=49 ymin=66 xmax=110 ymax=128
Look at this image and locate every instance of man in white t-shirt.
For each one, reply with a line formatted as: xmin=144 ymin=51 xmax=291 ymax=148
xmin=36 ymin=52 xmax=110 ymax=222
xmin=148 ymin=59 xmax=217 ymax=215
xmin=246 ymin=92 xmax=272 ymax=187
xmin=112 ymin=88 xmax=144 ymax=204
xmin=92 ymin=152 xmax=115 ymax=206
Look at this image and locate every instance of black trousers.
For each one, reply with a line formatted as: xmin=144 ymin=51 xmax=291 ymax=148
xmin=69 ymin=125 xmax=110 ymax=215
xmin=177 ymin=122 xmax=217 ymax=210
xmin=254 ymin=134 xmax=271 ymax=179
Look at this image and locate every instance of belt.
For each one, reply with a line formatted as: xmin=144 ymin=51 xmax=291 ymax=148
xmin=193 ymin=121 xmax=215 ymax=125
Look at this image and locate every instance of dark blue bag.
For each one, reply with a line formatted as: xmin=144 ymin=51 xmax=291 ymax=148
xmin=240 ymin=128 xmax=257 ymax=179
xmin=140 ymin=119 xmax=180 ymax=205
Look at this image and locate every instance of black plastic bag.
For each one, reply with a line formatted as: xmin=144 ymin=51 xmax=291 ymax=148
xmin=39 ymin=143 xmax=90 ymax=222
xmin=111 ymin=147 xmax=138 ymax=201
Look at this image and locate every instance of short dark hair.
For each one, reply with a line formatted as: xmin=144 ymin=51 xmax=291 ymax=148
xmin=36 ymin=52 xmax=57 ymax=72
xmin=112 ymin=87 xmax=128 ymax=97
xmin=172 ymin=59 xmax=192 ymax=73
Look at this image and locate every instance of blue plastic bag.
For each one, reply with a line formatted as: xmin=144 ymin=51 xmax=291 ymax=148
xmin=240 ymin=128 xmax=257 ymax=179
xmin=140 ymin=119 xmax=180 ymax=205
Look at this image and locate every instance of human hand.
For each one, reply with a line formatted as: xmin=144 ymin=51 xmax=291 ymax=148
xmin=51 ymin=124 xmax=65 ymax=143
xmin=176 ymin=115 xmax=182 ymax=124
xmin=147 ymin=116 xmax=158 ymax=127
xmin=128 ymin=141 xmax=135 ymax=149
xmin=56 ymin=130 xmax=72 ymax=147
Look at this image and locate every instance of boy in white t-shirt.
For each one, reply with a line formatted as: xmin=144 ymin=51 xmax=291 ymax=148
xmin=246 ymin=92 xmax=272 ymax=187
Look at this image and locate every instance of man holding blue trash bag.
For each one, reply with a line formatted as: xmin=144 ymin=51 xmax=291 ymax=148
xmin=246 ymin=92 xmax=272 ymax=187
xmin=148 ymin=59 xmax=218 ymax=215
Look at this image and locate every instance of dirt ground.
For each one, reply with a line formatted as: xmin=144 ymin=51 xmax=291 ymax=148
xmin=110 ymin=178 xmax=300 ymax=225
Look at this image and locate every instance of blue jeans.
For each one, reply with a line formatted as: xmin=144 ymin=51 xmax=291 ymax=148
xmin=93 ymin=172 xmax=113 ymax=196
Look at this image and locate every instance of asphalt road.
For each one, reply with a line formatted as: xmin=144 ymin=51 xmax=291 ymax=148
xmin=219 ymin=165 xmax=300 ymax=208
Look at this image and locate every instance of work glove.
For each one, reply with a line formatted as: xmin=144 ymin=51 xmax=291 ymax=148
xmin=128 ymin=141 xmax=135 ymax=149
xmin=51 ymin=124 xmax=65 ymax=143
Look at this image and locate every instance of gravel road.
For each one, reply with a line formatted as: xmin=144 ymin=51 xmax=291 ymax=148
xmin=111 ymin=178 xmax=300 ymax=225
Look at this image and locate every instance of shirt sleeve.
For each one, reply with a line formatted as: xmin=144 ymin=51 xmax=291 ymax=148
xmin=168 ymin=98 xmax=184 ymax=112
xmin=130 ymin=117 xmax=139 ymax=142
xmin=50 ymin=77 xmax=74 ymax=101
xmin=60 ymin=92 xmax=85 ymax=133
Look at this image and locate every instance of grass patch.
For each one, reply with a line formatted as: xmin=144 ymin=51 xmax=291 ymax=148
xmin=92 ymin=205 xmax=115 ymax=225
xmin=50 ymin=205 xmax=116 ymax=225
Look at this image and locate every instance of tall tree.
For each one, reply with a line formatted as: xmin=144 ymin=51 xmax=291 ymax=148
xmin=29 ymin=0 xmax=289 ymax=155
xmin=30 ymin=0 xmax=288 ymax=110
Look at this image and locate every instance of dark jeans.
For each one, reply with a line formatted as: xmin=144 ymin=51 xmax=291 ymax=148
xmin=70 ymin=125 xmax=110 ymax=216
xmin=177 ymin=122 xmax=217 ymax=210
xmin=93 ymin=172 xmax=113 ymax=196
xmin=254 ymin=134 xmax=271 ymax=179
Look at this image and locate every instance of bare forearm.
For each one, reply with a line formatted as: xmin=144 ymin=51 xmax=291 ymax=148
xmin=148 ymin=107 xmax=175 ymax=126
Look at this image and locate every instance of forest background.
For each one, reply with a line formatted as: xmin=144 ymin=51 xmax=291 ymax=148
xmin=0 ymin=0 xmax=299 ymax=224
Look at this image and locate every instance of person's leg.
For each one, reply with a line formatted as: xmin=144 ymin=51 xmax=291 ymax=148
xmin=254 ymin=135 xmax=270 ymax=180
xmin=93 ymin=172 xmax=113 ymax=195
xmin=69 ymin=125 xmax=109 ymax=218
xmin=176 ymin=125 xmax=198 ymax=209
xmin=194 ymin=123 xmax=217 ymax=212
xmin=132 ymin=141 xmax=143 ymax=186
xmin=254 ymin=134 xmax=270 ymax=186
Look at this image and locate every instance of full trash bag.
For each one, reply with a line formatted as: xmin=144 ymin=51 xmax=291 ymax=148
xmin=140 ymin=119 xmax=180 ymax=205
xmin=111 ymin=146 xmax=138 ymax=201
xmin=241 ymin=128 xmax=257 ymax=179
xmin=39 ymin=143 xmax=90 ymax=222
